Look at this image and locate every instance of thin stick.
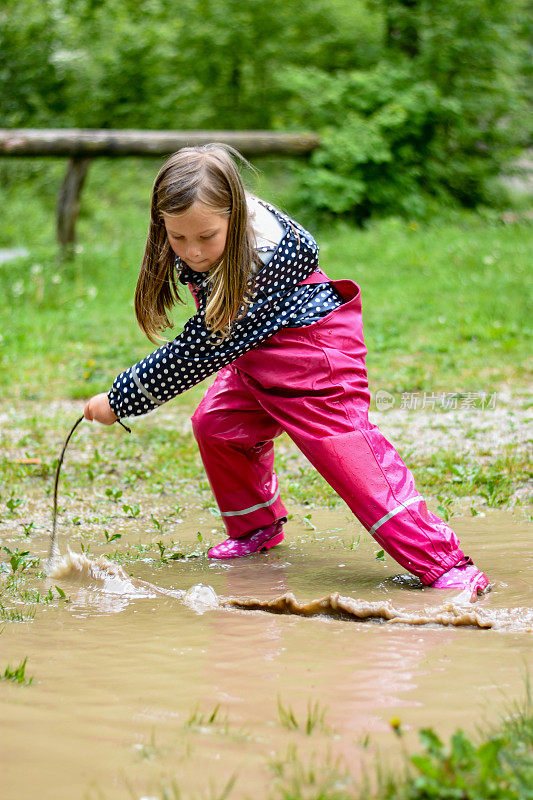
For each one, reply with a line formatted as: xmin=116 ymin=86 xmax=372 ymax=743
xmin=46 ymin=415 xmax=131 ymax=572
xmin=116 ymin=419 xmax=131 ymax=434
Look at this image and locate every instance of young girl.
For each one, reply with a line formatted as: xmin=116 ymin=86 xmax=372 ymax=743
xmin=84 ymin=144 xmax=489 ymax=601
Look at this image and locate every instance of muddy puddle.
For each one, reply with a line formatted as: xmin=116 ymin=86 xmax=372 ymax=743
xmin=1 ymin=507 xmax=532 ymax=799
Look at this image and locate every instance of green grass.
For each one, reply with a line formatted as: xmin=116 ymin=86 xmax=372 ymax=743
xmin=0 ymin=156 xmax=531 ymax=402
xmin=410 ymin=447 xmax=532 ymax=510
xmin=361 ymin=695 xmax=533 ymax=800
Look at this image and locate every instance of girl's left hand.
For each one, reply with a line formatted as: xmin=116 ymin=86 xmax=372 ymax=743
xmin=84 ymin=392 xmax=118 ymax=426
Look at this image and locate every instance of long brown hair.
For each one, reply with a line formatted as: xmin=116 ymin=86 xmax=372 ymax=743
xmin=135 ymin=143 xmax=258 ymax=343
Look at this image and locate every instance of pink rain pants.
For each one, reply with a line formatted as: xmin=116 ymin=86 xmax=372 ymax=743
xmin=191 ymin=270 xmax=467 ymax=585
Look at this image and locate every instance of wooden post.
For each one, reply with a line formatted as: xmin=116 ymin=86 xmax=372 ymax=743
xmin=56 ymin=156 xmax=92 ymax=247
xmin=0 ymin=129 xmax=321 ymax=246
xmin=0 ymin=129 xmax=320 ymax=157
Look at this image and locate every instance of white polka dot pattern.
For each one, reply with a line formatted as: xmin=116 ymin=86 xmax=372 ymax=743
xmin=107 ymin=202 xmax=343 ymax=419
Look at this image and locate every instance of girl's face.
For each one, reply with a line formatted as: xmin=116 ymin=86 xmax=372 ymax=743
xmin=163 ymin=202 xmax=229 ymax=272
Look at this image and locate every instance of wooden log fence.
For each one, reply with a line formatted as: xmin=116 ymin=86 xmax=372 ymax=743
xmin=0 ymin=129 xmax=320 ymax=247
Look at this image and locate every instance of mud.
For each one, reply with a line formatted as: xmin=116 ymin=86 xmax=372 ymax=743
xmin=1 ymin=508 xmax=532 ymax=799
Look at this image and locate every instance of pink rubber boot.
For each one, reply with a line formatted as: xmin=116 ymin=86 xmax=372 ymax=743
xmin=208 ymin=520 xmax=285 ymax=559
xmin=429 ymin=564 xmax=490 ymax=601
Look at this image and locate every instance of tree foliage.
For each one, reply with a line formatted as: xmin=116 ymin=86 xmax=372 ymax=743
xmin=1 ymin=0 xmax=370 ymax=129
xmin=0 ymin=0 xmax=530 ymax=218
xmin=276 ymin=0 xmax=531 ymax=220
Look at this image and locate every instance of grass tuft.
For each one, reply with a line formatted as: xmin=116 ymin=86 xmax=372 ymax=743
xmin=185 ymin=703 xmax=227 ymax=731
xmin=1 ymin=656 xmax=33 ymax=685
xmin=278 ymin=696 xmax=330 ymax=736
xmin=269 ymin=743 xmax=353 ymax=800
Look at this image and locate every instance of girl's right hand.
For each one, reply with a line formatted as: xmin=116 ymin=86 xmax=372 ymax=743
xmin=84 ymin=392 xmax=118 ymax=426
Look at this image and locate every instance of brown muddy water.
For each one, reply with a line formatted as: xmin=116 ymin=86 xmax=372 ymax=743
xmin=1 ymin=508 xmax=532 ymax=800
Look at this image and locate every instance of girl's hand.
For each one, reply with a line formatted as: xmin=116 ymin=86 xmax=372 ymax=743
xmin=84 ymin=393 xmax=118 ymax=426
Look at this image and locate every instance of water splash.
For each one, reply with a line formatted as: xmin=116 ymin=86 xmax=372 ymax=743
xmin=183 ymin=584 xmax=220 ymax=614
xmin=49 ymin=549 xmax=184 ymax=600
xmin=224 ymin=591 xmax=533 ymax=631
xmin=48 ymin=550 xmax=533 ymax=632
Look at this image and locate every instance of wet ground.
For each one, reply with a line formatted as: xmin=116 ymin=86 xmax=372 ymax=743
xmin=1 ymin=506 xmax=532 ymax=800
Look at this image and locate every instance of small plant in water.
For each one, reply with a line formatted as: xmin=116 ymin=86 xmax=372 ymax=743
xmin=205 ymin=504 xmax=222 ymax=517
xmin=156 ymin=541 xmax=183 ymax=562
xmin=1 ymin=546 xmax=39 ymax=574
xmin=185 ymin=703 xmax=229 ymax=733
xmin=123 ymin=467 xmax=150 ymax=486
xmin=277 ymin=697 xmax=329 ymax=735
xmin=122 ymin=502 xmax=140 ymax=518
xmin=368 ymin=688 xmax=533 ymax=800
xmin=278 ymin=696 xmax=299 ymax=731
xmin=0 ymin=602 xmax=36 ymax=623
xmin=346 ymin=534 xmax=361 ymax=550
xmin=389 ymin=716 xmax=403 ymax=737
xmin=302 ymin=513 xmax=317 ymax=531
xmin=436 ymin=494 xmax=454 ymax=521
xmin=155 ymin=538 xmax=205 ymax=563
xmin=6 ymin=493 xmax=24 ymax=514
xmin=151 ymin=513 xmax=164 ymax=534
xmin=403 ymin=726 xmax=520 ymax=799
xmin=103 ymin=530 xmax=121 ymax=544
xmin=19 ymin=521 xmax=35 ymax=537
xmin=375 ymin=549 xmax=386 ymax=562
xmin=167 ymin=503 xmax=183 ymax=518
xmin=1 ymin=656 xmax=33 ymax=685
xmin=304 ymin=700 xmax=329 ymax=735
xmin=269 ymin=743 xmax=351 ymax=798
xmin=479 ymin=473 xmax=511 ymax=507
xmin=134 ymin=730 xmax=168 ymax=761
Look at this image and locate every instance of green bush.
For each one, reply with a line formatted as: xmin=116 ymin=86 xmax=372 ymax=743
xmin=378 ymin=711 xmax=533 ymax=800
xmin=278 ymin=63 xmax=446 ymax=220
xmin=1 ymin=0 xmax=530 ymax=218
xmin=276 ymin=0 xmax=530 ymax=221
xmin=0 ymin=0 xmax=371 ymax=130
xmin=0 ymin=1 xmax=67 ymax=126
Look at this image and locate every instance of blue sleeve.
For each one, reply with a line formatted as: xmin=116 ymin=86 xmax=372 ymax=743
xmin=108 ymin=216 xmax=319 ymax=419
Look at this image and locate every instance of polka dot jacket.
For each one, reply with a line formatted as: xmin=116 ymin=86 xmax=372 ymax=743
xmin=107 ymin=201 xmax=343 ymax=419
